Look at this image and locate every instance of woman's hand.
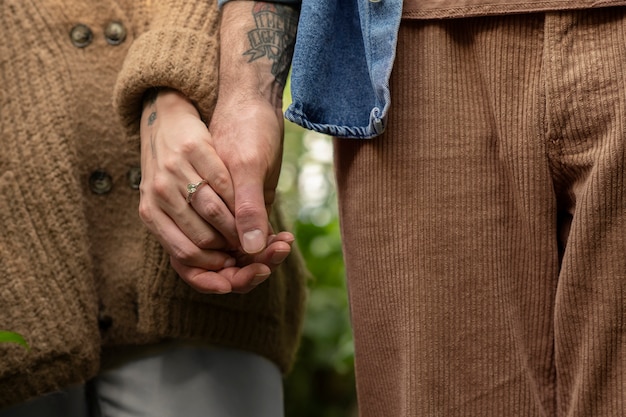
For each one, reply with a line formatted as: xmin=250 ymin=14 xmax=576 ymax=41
xmin=138 ymin=88 xmax=292 ymax=294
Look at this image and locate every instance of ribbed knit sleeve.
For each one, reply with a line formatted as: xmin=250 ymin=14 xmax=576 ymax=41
xmin=113 ymin=0 xmax=221 ymax=138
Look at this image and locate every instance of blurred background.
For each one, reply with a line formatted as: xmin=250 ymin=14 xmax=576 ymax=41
xmin=280 ymin=83 xmax=358 ymax=417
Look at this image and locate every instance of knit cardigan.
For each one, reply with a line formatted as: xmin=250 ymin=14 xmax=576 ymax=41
xmin=0 ymin=0 xmax=307 ymax=408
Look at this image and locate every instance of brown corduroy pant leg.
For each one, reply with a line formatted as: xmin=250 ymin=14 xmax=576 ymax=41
xmin=334 ymin=10 xmax=626 ymax=417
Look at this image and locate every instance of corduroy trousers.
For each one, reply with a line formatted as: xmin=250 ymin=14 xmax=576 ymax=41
xmin=335 ymin=9 xmax=626 ymax=417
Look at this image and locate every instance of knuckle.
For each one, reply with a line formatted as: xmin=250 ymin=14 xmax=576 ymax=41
xmin=150 ymin=174 xmax=170 ymax=198
xmin=194 ymin=232 xmax=225 ymax=250
xmin=210 ymin=171 xmax=231 ymax=194
xmin=232 ymin=155 xmax=259 ymax=172
xmin=205 ymin=253 xmax=228 ymax=269
xmin=170 ymin=244 xmax=196 ymax=264
xmin=161 ymin=157 xmax=180 ymax=176
xmin=202 ymin=199 xmax=225 ymax=219
xmin=137 ymin=203 xmax=153 ymax=224
xmin=235 ymin=201 xmax=261 ymax=220
xmin=178 ymin=137 xmax=201 ymax=156
xmin=193 ymin=237 xmax=212 ymax=250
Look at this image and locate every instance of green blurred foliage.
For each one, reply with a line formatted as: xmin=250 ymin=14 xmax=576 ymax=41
xmin=285 ymin=220 xmax=357 ymax=417
xmin=280 ymin=82 xmax=357 ymax=417
xmin=0 ymin=331 xmax=29 ymax=349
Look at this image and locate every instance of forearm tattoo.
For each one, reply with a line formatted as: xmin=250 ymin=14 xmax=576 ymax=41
xmin=243 ymin=2 xmax=299 ymax=86
xmin=143 ymin=88 xmax=159 ymax=157
xmin=144 ymin=88 xmax=158 ymax=127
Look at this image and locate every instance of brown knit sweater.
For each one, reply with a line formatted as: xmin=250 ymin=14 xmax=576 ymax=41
xmin=0 ymin=0 xmax=307 ymax=408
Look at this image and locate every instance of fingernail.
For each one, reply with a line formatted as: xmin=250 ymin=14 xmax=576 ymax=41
xmin=271 ymin=250 xmax=290 ymax=264
xmin=242 ymin=229 xmax=265 ymax=254
xmin=251 ymin=272 xmax=271 ymax=286
xmin=224 ymin=257 xmax=236 ymax=268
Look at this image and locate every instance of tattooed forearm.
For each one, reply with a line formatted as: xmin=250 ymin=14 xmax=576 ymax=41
xmin=243 ymin=2 xmax=299 ymax=86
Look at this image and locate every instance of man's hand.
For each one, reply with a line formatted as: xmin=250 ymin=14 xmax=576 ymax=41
xmin=211 ymin=1 xmax=299 ymax=255
xmin=210 ymin=96 xmax=284 ymax=255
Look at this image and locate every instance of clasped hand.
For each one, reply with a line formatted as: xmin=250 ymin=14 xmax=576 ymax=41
xmin=138 ymin=89 xmax=291 ymax=294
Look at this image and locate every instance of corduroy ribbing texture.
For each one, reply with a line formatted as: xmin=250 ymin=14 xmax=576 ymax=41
xmin=335 ymin=10 xmax=626 ymax=417
xmin=402 ymin=0 xmax=626 ymax=19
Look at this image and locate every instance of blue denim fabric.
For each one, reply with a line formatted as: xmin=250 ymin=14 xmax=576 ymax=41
xmin=285 ymin=0 xmax=402 ymax=139
xmin=220 ymin=0 xmax=402 ymax=139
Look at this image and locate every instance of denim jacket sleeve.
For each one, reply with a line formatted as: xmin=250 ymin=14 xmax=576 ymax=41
xmin=218 ymin=0 xmax=402 ymax=139
xmin=285 ymin=0 xmax=402 ymax=139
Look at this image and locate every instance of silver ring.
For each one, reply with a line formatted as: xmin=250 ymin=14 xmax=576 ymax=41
xmin=186 ymin=180 xmax=207 ymax=203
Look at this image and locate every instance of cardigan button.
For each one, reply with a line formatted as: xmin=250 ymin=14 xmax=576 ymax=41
xmin=127 ymin=166 xmax=141 ymax=190
xmin=104 ymin=21 xmax=127 ymax=45
xmin=89 ymin=169 xmax=113 ymax=194
xmin=69 ymin=24 xmax=93 ymax=48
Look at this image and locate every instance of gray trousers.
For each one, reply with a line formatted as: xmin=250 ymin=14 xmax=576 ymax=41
xmin=0 ymin=346 xmax=284 ymax=417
